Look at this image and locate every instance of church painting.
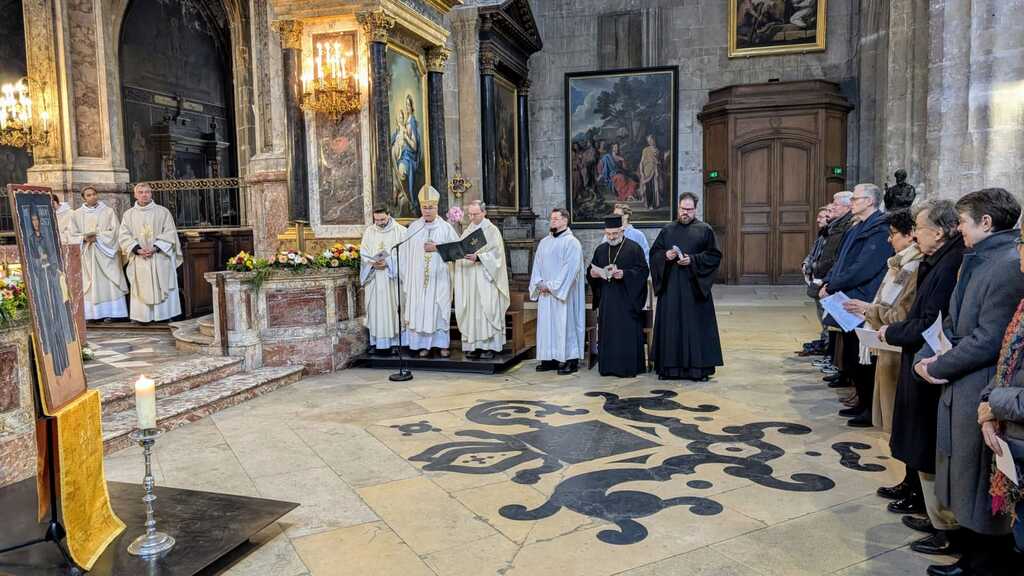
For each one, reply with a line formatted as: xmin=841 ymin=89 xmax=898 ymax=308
xmin=314 ymin=31 xmax=363 ymax=226
xmin=494 ymin=75 xmax=518 ymax=210
xmin=565 ymin=67 xmax=677 ymax=227
xmin=729 ymin=0 xmax=827 ymax=57
xmin=386 ymin=46 xmax=430 ymax=220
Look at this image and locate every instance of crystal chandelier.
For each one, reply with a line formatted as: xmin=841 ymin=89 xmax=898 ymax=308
xmin=302 ymin=41 xmax=361 ymax=120
xmin=0 ymin=78 xmax=49 ymax=151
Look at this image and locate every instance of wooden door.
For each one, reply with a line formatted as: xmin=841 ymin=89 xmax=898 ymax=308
xmin=775 ymin=139 xmax=816 ymax=284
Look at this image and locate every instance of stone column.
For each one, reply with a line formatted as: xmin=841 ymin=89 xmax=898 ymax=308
xmin=479 ymin=50 xmax=498 ymax=207
xmin=358 ymin=11 xmax=396 ymax=210
xmin=426 ymin=47 xmax=451 ymax=214
xmin=274 ymin=20 xmax=309 ymax=223
xmin=516 ymin=80 xmax=533 ymax=215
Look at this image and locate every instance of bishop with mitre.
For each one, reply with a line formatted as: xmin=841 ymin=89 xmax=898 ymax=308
xmin=118 ymin=183 xmax=183 ymax=323
xmin=399 ymin=185 xmax=459 ymax=358
xmin=454 ymin=200 xmax=510 ymax=360
xmin=360 ymin=205 xmax=406 ymax=355
xmin=70 ymin=186 xmax=129 ymax=320
xmin=588 ymin=215 xmax=649 ymax=377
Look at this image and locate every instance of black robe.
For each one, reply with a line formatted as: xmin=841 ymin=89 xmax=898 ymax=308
xmin=649 ymin=219 xmax=723 ymax=379
xmin=588 ymin=238 xmax=649 ymax=377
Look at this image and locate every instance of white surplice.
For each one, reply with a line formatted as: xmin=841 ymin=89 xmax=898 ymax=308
xmin=454 ymin=218 xmax=510 ymax=352
xmin=529 ymin=229 xmax=585 ymax=362
xmin=118 ymin=202 xmax=182 ymax=322
xmin=360 ymin=218 xmax=407 ymax=349
xmin=399 ymin=216 xmax=459 ymax=350
xmin=70 ymin=201 xmax=129 ymax=319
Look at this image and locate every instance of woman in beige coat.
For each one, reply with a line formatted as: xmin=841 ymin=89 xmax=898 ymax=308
xmin=842 ymin=209 xmax=922 ymax=432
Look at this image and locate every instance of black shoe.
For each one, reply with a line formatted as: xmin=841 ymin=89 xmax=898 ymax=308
xmin=878 ymin=481 xmax=913 ymax=501
xmin=536 ymin=360 xmax=558 ymax=372
xmin=912 ymin=532 xmax=961 ymax=556
xmin=828 ymin=378 xmax=853 ymax=389
xmin=479 ymin=350 xmax=495 ymax=360
xmin=558 ymin=360 xmax=579 ymax=375
xmin=390 ymin=346 xmax=400 ymax=356
xmin=847 ymin=411 xmax=873 ymax=428
xmin=926 ymin=559 xmax=970 ymax=576
xmin=823 ymin=373 xmax=843 ymax=383
xmin=368 ymin=346 xmax=378 ymax=356
xmin=902 ymin=515 xmax=937 ymax=534
xmin=465 ymin=350 xmax=481 ymax=359
xmin=888 ymin=495 xmax=925 ymax=514
xmin=838 ymin=406 xmax=861 ymax=417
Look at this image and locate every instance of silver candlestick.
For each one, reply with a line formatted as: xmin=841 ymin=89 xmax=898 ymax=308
xmin=127 ymin=428 xmax=175 ymax=557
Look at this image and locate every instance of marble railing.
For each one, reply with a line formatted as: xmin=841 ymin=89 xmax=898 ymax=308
xmin=0 ymin=317 xmax=37 ymax=487
xmin=204 ymin=268 xmax=367 ymax=374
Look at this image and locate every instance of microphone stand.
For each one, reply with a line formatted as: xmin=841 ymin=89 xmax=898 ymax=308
xmin=387 ymin=223 xmax=426 ymax=382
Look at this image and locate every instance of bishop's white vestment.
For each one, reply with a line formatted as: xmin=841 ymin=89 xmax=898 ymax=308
xmin=360 ymin=218 xmax=406 ymax=349
xmin=399 ymin=217 xmax=459 ymax=350
xmin=70 ymin=202 xmax=129 ymax=319
xmin=454 ymin=218 xmax=510 ymax=353
xmin=529 ymin=229 xmax=586 ymax=362
xmin=118 ymin=202 xmax=183 ymax=322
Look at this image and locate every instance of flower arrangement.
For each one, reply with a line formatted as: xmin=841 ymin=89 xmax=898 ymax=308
xmin=225 ymin=245 xmax=360 ymax=292
xmin=447 ymin=205 xmax=464 ymax=224
xmin=0 ymin=273 xmax=28 ymax=326
xmin=316 ymin=243 xmax=361 ymax=269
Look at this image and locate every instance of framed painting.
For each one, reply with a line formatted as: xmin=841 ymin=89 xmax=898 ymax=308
xmin=7 ymin=185 xmax=86 ymax=415
xmin=565 ymin=66 xmax=678 ymax=228
xmin=729 ymin=0 xmax=827 ymax=57
xmin=494 ymin=74 xmax=518 ymax=210
xmin=386 ymin=44 xmax=430 ymax=221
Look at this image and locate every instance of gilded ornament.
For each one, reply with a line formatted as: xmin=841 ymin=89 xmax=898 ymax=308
xmin=274 ymin=20 xmax=303 ymax=50
xmin=357 ymin=11 xmax=396 ymax=44
xmin=426 ymin=46 xmax=451 ymax=73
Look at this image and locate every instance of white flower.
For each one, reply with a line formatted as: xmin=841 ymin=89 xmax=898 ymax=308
xmin=288 ymin=253 xmax=297 ymax=261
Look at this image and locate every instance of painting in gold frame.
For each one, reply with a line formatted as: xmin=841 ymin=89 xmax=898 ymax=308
xmin=728 ymin=0 xmax=827 ymax=58
xmin=386 ymin=44 xmax=431 ymax=221
xmin=493 ymin=74 xmax=519 ymax=211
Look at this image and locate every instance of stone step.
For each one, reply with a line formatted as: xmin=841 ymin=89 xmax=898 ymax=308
xmin=93 ymin=355 xmax=243 ymax=417
xmin=169 ymin=317 xmax=214 ymax=354
xmin=102 ymin=365 xmax=305 ymax=454
xmin=198 ymin=314 xmax=215 ymax=337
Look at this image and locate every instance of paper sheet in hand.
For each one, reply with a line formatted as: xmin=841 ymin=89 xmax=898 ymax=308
xmin=995 ymin=436 xmax=1019 ymax=486
xmin=922 ymin=312 xmax=953 ymax=355
xmin=855 ymin=328 xmax=902 ymax=353
xmin=437 ymin=228 xmax=486 ymax=262
xmin=820 ymin=292 xmax=865 ymax=332
xmin=590 ymin=264 xmax=617 ymax=280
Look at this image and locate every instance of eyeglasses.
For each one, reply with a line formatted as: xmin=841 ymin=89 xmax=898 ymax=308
xmin=850 ymin=195 xmax=871 ymax=203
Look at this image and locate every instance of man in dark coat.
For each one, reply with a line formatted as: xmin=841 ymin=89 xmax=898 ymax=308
xmin=589 ymin=215 xmax=649 ymax=377
xmin=820 ymin=183 xmax=894 ymax=426
xmin=811 ymin=193 xmax=855 ymax=371
xmin=650 ymin=192 xmax=723 ymax=381
xmin=914 ymin=188 xmax=1024 ymax=576
xmin=878 ymin=199 xmax=965 ymax=552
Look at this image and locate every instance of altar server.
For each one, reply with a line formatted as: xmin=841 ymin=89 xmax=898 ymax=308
xmin=70 ymin=186 xmax=129 ymax=320
xmin=118 ymin=183 xmax=182 ymax=323
xmin=529 ymin=207 xmax=585 ymax=375
xmin=454 ymin=200 xmax=510 ymax=360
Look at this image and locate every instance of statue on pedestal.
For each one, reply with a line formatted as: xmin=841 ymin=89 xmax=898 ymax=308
xmin=884 ymin=169 xmax=916 ymax=211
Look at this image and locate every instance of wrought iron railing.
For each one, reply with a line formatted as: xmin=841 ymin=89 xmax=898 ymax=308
xmin=129 ymin=177 xmax=244 ymax=229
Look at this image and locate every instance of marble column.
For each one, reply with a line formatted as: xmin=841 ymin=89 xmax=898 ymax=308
xmin=275 ymin=20 xmax=309 ymax=223
xmin=516 ymin=80 xmax=533 ymax=215
xmin=358 ymin=11 xmax=396 ymax=210
xmin=427 ymin=47 xmax=451 ymax=214
xmin=479 ymin=51 xmax=498 ymax=207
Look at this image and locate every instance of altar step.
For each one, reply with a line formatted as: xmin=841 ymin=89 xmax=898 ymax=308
xmin=102 ymin=364 xmax=304 ymax=454
xmin=169 ymin=316 xmax=214 ymax=353
xmin=353 ymin=347 xmax=533 ymax=375
xmin=93 ymin=355 xmax=243 ymax=417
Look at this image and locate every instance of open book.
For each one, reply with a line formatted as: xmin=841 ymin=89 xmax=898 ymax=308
xmin=590 ymin=263 xmax=618 ymax=280
xmin=437 ymin=228 xmax=487 ymax=262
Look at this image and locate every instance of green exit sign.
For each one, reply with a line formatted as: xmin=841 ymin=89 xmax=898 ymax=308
xmin=831 ymin=166 xmax=844 ymax=176
xmin=707 ymin=170 xmax=720 ymax=179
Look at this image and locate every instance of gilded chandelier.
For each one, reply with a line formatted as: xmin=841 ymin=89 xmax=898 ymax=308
xmin=0 ymin=78 xmax=49 ymax=150
xmin=302 ymin=41 xmax=361 ymax=120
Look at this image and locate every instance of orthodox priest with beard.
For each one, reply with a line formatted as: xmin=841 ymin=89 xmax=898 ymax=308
xmin=650 ymin=192 xmax=723 ymax=381
xmin=588 ymin=215 xmax=649 ymax=377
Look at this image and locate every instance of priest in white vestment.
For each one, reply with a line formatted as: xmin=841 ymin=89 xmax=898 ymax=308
xmin=118 ymin=183 xmax=183 ymax=323
xmin=454 ymin=201 xmax=510 ymax=360
xmin=360 ymin=206 xmax=406 ymax=354
xmin=529 ymin=207 xmax=585 ymax=374
xmin=52 ymin=194 xmax=74 ymax=245
xmin=399 ymin=186 xmax=459 ymax=358
xmin=70 ymin=186 xmax=129 ymax=320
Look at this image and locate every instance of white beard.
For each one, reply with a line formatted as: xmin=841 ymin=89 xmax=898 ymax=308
xmin=606 ymin=235 xmax=624 ymax=246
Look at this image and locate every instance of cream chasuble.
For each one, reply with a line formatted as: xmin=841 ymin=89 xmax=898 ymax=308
xmin=118 ymin=202 xmax=182 ymax=322
xmin=454 ymin=218 xmax=510 ymax=352
xmin=529 ymin=229 xmax=586 ymax=362
xmin=70 ymin=202 xmax=129 ymax=319
xmin=360 ymin=218 xmax=406 ymax=348
xmin=399 ymin=217 xmax=458 ymax=350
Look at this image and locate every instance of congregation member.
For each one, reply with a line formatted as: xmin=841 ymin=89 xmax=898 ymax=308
xmin=587 ymin=215 xmax=649 ymax=377
xmin=118 ymin=183 xmax=183 ymax=323
xmin=70 ymin=186 xmax=129 ymax=321
xmin=841 ymin=208 xmax=922 ymax=432
xmin=530 ymin=207 xmax=585 ymax=375
xmin=611 ymin=203 xmax=650 ymax=262
xmin=399 ymin=186 xmax=459 ymax=358
xmin=913 ymin=188 xmax=1024 ymax=576
xmin=454 ymin=201 xmax=510 ymax=360
xmin=876 ymin=200 xmax=965 ymax=546
xmin=649 ymin=192 xmax=722 ymax=381
xmin=797 ymin=205 xmax=833 ymax=356
xmin=802 ymin=192 xmax=854 ymax=358
xmin=819 ymin=184 xmax=892 ymax=426
xmin=51 ymin=193 xmax=74 ymax=245
xmin=360 ymin=206 xmax=406 ymax=355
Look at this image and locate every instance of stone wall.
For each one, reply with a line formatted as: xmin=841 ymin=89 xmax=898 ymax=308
xmin=0 ymin=320 xmax=36 ymax=488
xmin=526 ymin=0 xmax=861 ymax=255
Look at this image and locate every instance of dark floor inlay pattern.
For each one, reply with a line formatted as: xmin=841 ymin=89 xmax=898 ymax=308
xmin=832 ymin=442 xmax=887 ymax=472
xmin=391 ymin=420 xmax=442 ymax=436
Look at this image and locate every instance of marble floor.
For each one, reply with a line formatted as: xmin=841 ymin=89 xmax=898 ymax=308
xmin=84 ymin=328 xmax=182 ymax=386
xmin=103 ymin=287 xmax=953 ymax=575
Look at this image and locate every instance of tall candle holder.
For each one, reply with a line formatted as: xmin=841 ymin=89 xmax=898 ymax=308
xmin=127 ymin=428 xmax=175 ymax=557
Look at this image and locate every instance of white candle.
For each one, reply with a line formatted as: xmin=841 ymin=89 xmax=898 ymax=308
xmin=135 ymin=375 xmax=157 ymax=430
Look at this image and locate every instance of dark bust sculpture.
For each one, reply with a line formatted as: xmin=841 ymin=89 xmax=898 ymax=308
xmin=884 ymin=169 xmax=916 ymax=211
